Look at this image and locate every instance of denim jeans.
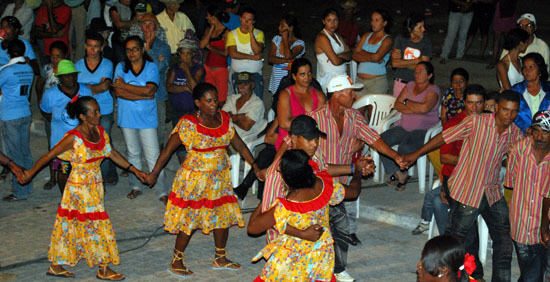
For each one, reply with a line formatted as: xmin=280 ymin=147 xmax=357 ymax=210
xmin=380 ymin=126 xmax=427 ymax=176
xmin=420 ymin=186 xmax=449 ymax=235
xmin=2 ymin=116 xmax=32 ymax=198
xmin=231 ymin=71 xmax=264 ymax=99
xmin=100 ymin=113 xmax=117 ymax=183
xmin=344 ymin=200 xmax=358 ymax=234
xmin=330 ymin=203 xmax=351 ymax=274
xmin=441 ymin=11 xmax=474 ymax=59
xmin=447 ymin=196 xmax=512 ymax=282
xmin=121 ymin=127 xmax=168 ymax=198
xmin=513 ymin=241 xmax=547 ymax=282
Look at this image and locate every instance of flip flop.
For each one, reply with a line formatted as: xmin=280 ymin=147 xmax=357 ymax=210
xmin=385 ymin=175 xmax=399 ymax=187
xmin=395 ymin=176 xmax=411 ymax=192
xmin=126 ymin=190 xmax=142 ymax=199
xmin=46 ymin=266 xmax=75 ymax=278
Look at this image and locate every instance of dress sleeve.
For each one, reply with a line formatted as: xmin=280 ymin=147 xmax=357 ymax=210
xmin=172 ymin=117 xmax=196 ymax=150
xmin=57 ymin=135 xmax=77 ymax=162
xmin=329 ymin=179 xmax=345 ymax=206
xmin=273 ymin=200 xmax=289 ymax=234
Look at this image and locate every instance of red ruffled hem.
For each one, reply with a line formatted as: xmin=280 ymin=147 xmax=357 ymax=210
xmin=168 ymin=192 xmax=238 ymax=209
xmin=278 ymin=171 xmax=334 ymax=213
xmin=67 ymin=126 xmax=106 ymax=151
xmin=191 ymin=145 xmax=228 ymax=152
xmin=57 ymin=206 xmax=109 ymax=221
xmin=182 ymin=111 xmax=230 ymax=137
xmin=253 ymin=275 xmax=336 ymax=282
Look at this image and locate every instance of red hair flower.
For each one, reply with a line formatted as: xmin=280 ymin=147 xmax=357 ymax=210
xmin=70 ymin=93 xmax=80 ymax=104
xmin=457 ymin=253 xmax=476 ymax=281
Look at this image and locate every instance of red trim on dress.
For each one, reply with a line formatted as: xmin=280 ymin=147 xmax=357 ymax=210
xmin=66 ymin=125 xmax=106 ymax=151
xmin=85 ymin=156 xmax=106 ymax=163
xmin=191 ymin=145 xmax=228 ymax=152
xmin=168 ymin=192 xmax=238 ymax=209
xmin=277 ymin=171 xmax=334 ymax=214
xmin=308 ymin=159 xmax=320 ymax=172
xmin=253 ymin=275 xmax=336 ymax=282
xmin=181 ymin=111 xmax=230 ymax=137
xmin=57 ymin=206 xmax=109 ymax=221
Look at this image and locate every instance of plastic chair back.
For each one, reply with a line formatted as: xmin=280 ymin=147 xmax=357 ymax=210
xmin=352 ymin=94 xmax=396 ymax=127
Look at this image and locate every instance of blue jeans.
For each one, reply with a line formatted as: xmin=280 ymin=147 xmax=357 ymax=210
xmin=100 ymin=113 xmax=118 ymax=183
xmin=380 ymin=126 xmax=427 ymax=176
xmin=231 ymin=72 xmax=264 ymax=99
xmin=420 ymin=186 xmax=449 ymax=235
xmin=513 ymin=241 xmax=548 ymax=282
xmin=447 ymin=196 xmax=512 ymax=282
xmin=330 ymin=203 xmax=351 ymax=274
xmin=2 ymin=116 xmax=32 ymax=198
xmin=441 ymin=11 xmax=474 ymax=59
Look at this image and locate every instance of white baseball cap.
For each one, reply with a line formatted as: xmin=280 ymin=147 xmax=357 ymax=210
xmin=326 ymin=75 xmax=364 ymax=92
xmin=517 ymin=13 xmax=536 ymax=25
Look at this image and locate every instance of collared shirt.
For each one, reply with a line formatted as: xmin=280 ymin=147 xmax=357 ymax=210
xmin=442 ymin=113 xmax=523 ymax=208
xmin=262 ymin=153 xmax=327 ymax=243
xmin=524 ymin=88 xmax=545 ymax=118
xmin=221 ymin=93 xmax=265 ymax=139
xmin=505 ymin=137 xmax=550 ymax=245
xmin=156 ymin=10 xmax=195 ymax=53
xmin=308 ymin=104 xmax=380 ymax=183
xmin=441 ymin=111 xmax=467 ymax=177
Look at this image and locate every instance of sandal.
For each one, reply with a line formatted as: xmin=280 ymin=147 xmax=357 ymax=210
xmin=395 ymin=175 xmax=411 ymax=192
xmin=46 ymin=266 xmax=75 ymax=278
xmin=159 ymin=196 xmax=168 ymax=205
xmin=43 ymin=179 xmax=56 ymax=190
xmin=385 ymin=175 xmax=399 ymax=187
xmin=212 ymin=247 xmax=241 ymax=271
xmin=96 ymin=264 xmax=125 ymax=281
xmin=167 ymin=249 xmax=193 ymax=278
xmin=126 ymin=189 xmax=142 ymax=199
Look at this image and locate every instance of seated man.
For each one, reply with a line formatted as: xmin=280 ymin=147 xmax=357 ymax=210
xmin=222 ymin=71 xmax=265 ymax=140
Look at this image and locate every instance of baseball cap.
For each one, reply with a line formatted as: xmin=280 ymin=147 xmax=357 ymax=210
xmin=55 ymin=60 xmax=80 ymax=76
xmin=134 ymin=0 xmax=149 ymax=13
xmin=235 ymin=72 xmax=254 ymax=84
xmin=517 ymin=13 xmax=536 ymax=25
xmin=289 ymin=115 xmax=327 ymax=140
xmin=326 ymin=75 xmax=364 ymax=92
xmin=531 ymin=110 xmax=550 ymax=131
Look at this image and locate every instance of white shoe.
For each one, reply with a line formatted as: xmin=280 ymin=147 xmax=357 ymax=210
xmin=335 ymin=270 xmax=355 ymax=282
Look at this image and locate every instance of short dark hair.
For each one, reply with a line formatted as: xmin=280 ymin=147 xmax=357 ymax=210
xmin=1 ymin=16 xmax=22 ymax=33
xmin=239 ymin=6 xmax=256 ymax=19
xmin=522 ymin=52 xmax=549 ymax=81
xmin=290 ymin=58 xmax=312 ymax=77
xmin=50 ymin=40 xmax=68 ymax=57
xmin=7 ymin=39 xmax=25 ymax=58
xmin=322 ymin=8 xmax=339 ymax=21
xmin=463 ymin=84 xmax=486 ymax=99
xmin=85 ymin=31 xmax=105 ymax=47
xmin=66 ymin=96 xmax=98 ymax=123
xmin=123 ymin=36 xmax=153 ymax=73
xmin=192 ymin=82 xmax=218 ymax=101
xmin=450 ymin=67 xmax=469 ymax=83
xmin=421 ymin=235 xmax=470 ymax=282
xmin=484 ymin=91 xmax=499 ymax=101
xmin=498 ymin=90 xmax=521 ymax=104
xmin=503 ymin=28 xmax=529 ymax=50
xmin=403 ymin=13 xmax=424 ymax=37
xmin=281 ymin=149 xmax=317 ymax=190
xmin=417 ymin=61 xmax=435 ymax=84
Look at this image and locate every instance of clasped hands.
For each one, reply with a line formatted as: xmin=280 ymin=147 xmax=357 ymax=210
xmin=394 ymin=153 xmax=419 ymax=171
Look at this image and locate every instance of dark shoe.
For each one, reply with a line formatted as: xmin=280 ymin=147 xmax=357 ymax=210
xmin=233 ymin=185 xmax=248 ymax=201
xmin=350 ymin=233 xmax=362 ymax=246
xmin=104 ymin=178 xmax=118 ymax=186
xmin=43 ymin=179 xmax=56 ymax=190
xmin=3 ymin=194 xmax=27 ymax=201
xmin=412 ymin=222 xmax=429 ymax=235
xmin=126 ymin=189 xmax=142 ymax=199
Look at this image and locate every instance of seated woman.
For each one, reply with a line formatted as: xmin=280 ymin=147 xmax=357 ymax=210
xmin=441 ymin=68 xmax=469 ymax=124
xmin=417 ymin=235 xmax=477 ymax=282
xmin=380 ymin=61 xmax=440 ymax=191
xmin=248 ymin=149 xmax=371 ymax=282
xmin=496 ymin=28 xmax=528 ymax=91
xmin=510 ymin=52 xmax=550 ymax=134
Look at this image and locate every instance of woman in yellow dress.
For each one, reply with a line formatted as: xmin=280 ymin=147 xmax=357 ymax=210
xmin=145 ymin=82 xmax=259 ymax=278
xmin=248 ymin=149 xmax=368 ymax=282
xmin=20 ymin=96 xmax=147 ymax=280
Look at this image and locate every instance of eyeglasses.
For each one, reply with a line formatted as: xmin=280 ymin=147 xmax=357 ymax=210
xmin=125 ymin=47 xmax=141 ymax=53
xmin=519 ymin=23 xmax=534 ymax=28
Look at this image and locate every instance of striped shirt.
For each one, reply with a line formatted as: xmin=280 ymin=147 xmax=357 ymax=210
xmin=262 ymin=152 xmax=327 ymax=243
xmin=309 ymin=105 xmax=380 ymax=183
xmin=442 ymin=113 xmax=523 ymax=208
xmin=504 ymin=137 xmax=550 ymax=245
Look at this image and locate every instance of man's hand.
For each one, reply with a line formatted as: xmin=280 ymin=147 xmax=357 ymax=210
xmin=440 ymin=189 xmax=449 ymax=205
xmin=356 ymin=156 xmax=375 ymax=176
xmin=256 ymin=168 xmax=267 ymax=182
xmin=401 ymin=153 xmax=418 ymax=169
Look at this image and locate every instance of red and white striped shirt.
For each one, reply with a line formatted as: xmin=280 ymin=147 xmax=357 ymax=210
xmin=442 ymin=113 xmax=523 ymax=208
xmin=505 ymin=137 xmax=550 ymax=245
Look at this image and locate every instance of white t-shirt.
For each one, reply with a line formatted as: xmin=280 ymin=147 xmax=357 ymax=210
xmin=222 ymin=93 xmax=265 ymax=139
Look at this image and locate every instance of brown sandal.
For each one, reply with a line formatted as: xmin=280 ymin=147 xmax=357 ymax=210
xmin=46 ymin=266 xmax=75 ymax=278
xmin=212 ymin=247 xmax=241 ymax=271
xmin=96 ymin=264 xmax=125 ymax=281
xmin=167 ymin=249 xmax=193 ymax=278
xmin=126 ymin=189 xmax=142 ymax=199
xmin=395 ymin=176 xmax=411 ymax=192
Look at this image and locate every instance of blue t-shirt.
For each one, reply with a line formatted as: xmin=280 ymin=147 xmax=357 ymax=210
xmin=75 ymin=57 xmax=114 ymax=115
xmin=115 ymin=60 xmax=159 ymax=129
xmin=0 ymin=63 xmax=33 ymax=121
xmin=146 ymin=39 xmax=171 ymax=101
xmin=0 ymin=37 xmax=36 ymax=65
xmin=223 ymin=13 xmax=240 ymax=66
xmin=40 ymin=84 xmax=92 ymax=148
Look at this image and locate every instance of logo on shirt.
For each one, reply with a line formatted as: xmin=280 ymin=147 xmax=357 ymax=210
xmin=404 ymin=47 xmax=421 ymax=60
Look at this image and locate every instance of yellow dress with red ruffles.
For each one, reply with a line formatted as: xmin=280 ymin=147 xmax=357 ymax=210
xmin=48 ymin=126 xmax=120 ymax=267
xmin=164 ymin=111 xmax=244 ymax=235
xmin=252 ymin=171 xmax=344 ymax=282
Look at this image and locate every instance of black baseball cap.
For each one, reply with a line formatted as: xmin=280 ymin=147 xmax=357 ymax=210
xmin=235 ymin=72 xmax=254 ymax=84
xmin=289 ymin=115 xmax=327 ymax=140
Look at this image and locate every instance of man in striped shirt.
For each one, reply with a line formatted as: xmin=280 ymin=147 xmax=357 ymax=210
xmin=404 ymin=90 xmax=523 ymax=281
xmin=504 ymin=110 xmax=550 ymax=281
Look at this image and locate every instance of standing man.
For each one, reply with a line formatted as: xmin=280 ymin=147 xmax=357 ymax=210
xmin=0 ymin=40 xmax=34 ymax=201
xmin=156 ymin=0 xmax=195 ymax=56
xmin=66 ymin=0 xmax=87 ymax=61
xmin=505 ymin=110 xmax=550 ymax=281
xmin=32 ymin=0 xmax=71 ymax=67
xmin=439 ymin=0 xmax=474 ymax=64
xmin=226 ymin=7 xmax=265 ymax=99
xmin=74 ymin=32 xmax=117 ymax=185
xmin=404 ymin=90 xmax=524 ymax=281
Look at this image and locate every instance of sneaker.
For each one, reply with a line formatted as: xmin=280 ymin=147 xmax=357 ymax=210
xmin=335 ymin=270 xmax=355 ymax=282
xmin=412 ymin=222 xmax=429 ymax=235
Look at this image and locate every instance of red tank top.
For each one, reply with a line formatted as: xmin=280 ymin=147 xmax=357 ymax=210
xmin=275 ymin=86 xmax=319 ymax=149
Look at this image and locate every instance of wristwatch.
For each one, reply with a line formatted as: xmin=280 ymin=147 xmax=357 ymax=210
xmin=403 ymin=98 xmax=409 ymax=105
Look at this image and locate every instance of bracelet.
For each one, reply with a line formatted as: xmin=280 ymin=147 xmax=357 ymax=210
xmin=152 ymin=169 xmax=160 ymax=176
xmin=351 ymin=164 xmax=354 ymax=174
xmin=125 ymin=164 xmax=133 ymax=171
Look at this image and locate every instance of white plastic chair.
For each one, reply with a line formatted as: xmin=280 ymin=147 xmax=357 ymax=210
xmin=315 ymin=60 xmax=358 ymax=86
xmin=478 ymin=216 xmax=490 ymax=265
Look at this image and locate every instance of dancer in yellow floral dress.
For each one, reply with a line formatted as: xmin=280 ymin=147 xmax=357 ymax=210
xmin=20 ymin=96 xmax=146 ymax=280
xmin=248 ymin=149 xmax=367 ymax=282
xmin=145 ymin=83 xmax=259 ymax=278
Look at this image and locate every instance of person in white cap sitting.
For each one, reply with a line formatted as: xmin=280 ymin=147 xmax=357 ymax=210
xmin=500 ymin=13 xmax=550 ymax=75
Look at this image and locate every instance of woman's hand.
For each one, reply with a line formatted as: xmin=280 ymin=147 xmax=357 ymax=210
xmin=144 ymin=172 xmax=159 ymax=187
xmin=18 ymin=169 xmax=33 ymax=184
xmin=133 ymin=169 xmax=148 ymax=183
xmin=112 ymin=76 xmax=126 ymax=89
xmin=300 ymin=224 xmax=324 ymax=242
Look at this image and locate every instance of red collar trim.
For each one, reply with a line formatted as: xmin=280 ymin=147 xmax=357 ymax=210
xmin=278 ymin=171 xmax=334 ymax=213
xmin=182 ymin=111 xmax=230 ymax=137
xmin=67 ymin=126 xmax=106 ymax=150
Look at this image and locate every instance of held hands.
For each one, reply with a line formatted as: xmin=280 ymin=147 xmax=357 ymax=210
xmin=355 ymin=156 xmax=376 ymax=176
xmin=133 ymin=169 xmax=148 ymax=184
xmin=17 ymin=169 xmax=33 ymax=184
xmin=144 ymin=172 xmax=159 ymax=187
xmin=395 ymin=153 xmax=417 ymax=170
xmin=300 ymin=224 xmax=325 ymax=242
